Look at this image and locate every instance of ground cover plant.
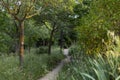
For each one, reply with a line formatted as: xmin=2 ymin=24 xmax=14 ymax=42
xmin=0 ymin=0 xmax=120 ymax=80
xmin=0 ymin=47 xmax=64 ymax=80
xmin=57 ymin=32 xmax=120 ymax=80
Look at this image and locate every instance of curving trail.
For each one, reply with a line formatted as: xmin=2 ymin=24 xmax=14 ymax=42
xmin=38 ymin=58 xmax=71 ymax=80
xmin=38 ymin=49 xmax=70 ymax=80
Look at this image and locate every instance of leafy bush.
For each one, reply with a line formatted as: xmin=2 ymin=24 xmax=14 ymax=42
xmin=47 ymin=52 xmax=65 ymax=70
xmin=58 ymin=53 xmax=120 ymax=80
xmin=58 ymin=33 xmax=120 ymax=80
xmin=75 ymin=0 xmax=120 ymax=54
xmin=69 ymin=44 xmax=81 ymax=56
xmin=36 ymin=46 xmax=48 ymax=54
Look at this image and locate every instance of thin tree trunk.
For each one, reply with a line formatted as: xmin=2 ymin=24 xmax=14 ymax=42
xmin=28 ymin=37 xmax=31 ymax=54
xmin=28 ymin=45 xmax=31 ymax=54
xmin=60 ymin=30 xmax=63 ymax=53
xmin=14 ymin=20 xmax=19 ymax=54
xmin=28 ymin=46 xmax=31 ymax=54
xmin=19 ymin=21 xmax=24 ymax=67
xmin=48 ymin=29 xmax=54 ymax=55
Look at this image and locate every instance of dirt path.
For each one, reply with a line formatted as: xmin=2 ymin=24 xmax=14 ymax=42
xmin=38 ymin=49 xmax=70 ymax=80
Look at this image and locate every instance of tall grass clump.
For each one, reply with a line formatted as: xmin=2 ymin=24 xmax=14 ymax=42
xmin=58 ymin=50 xmax=120 ymax=80
xmin=58 ymin=31 xmax=120 ymax=80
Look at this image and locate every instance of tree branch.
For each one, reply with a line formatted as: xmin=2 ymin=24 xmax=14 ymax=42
xmin=41 ymin=21 xmax=51 ymax=30
xmin=15 ymin=4 xmax=22 ymax=15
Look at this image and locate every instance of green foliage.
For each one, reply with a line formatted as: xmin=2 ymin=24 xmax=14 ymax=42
xmin=75 ymin=0 xmax=120 ymax=54
xmin=69 ymin=44 xmax=81 ymax=56
xmin=80 ymin=54 xmax=120 ymax=80
xmin=58 ymin=33 xmax=120 ymax=80
xmin=36 ymin=46 xmax=48 ymax=54
xmin=58 ymin=52 xmax=120 ymax=80
xmin=0 ymin=0 xmax=120 ymax=80
xmin=0 ymin=48 xmax=64 ymax=80
xmin=34 ymin=0 xmax=76 ymax=48
xmin=0 ymin=12 xmax=16 ymax=53
xmin=0 ymin=33 xmax=13 ymax=53
xmin=57 ymin=53 xmax=88 ymax=80
xmin=102 ymin=31 xmax=120 ymax=57
xmin=0 ymin=13 xmax=50 ymax=54
xmin=47 ymin=52 xmax=65 ymax=70
xmin=24 ymin=19 xmax=49 ymax=48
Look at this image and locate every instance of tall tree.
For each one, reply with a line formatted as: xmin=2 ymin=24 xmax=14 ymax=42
xmin=34 ymin=0 xmax=76 ymax=54
xmin=0 ymin=0 xmax=40 ymax=67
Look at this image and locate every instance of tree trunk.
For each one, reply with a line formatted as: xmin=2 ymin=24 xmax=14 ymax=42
xmin=19 ymin=21 xmax=24 ymax=67
xmin=14 ymin=20 xmax=20 ymax=54
xmin=28 ymin=46 xmax=31 ymax=54
xmin=28 ymin=37 xmax=31 ymax=54
xmin=48 ymin=29 xmax=54 ymax=55
xmin=60 ymin=30 xmax=63 ymax=53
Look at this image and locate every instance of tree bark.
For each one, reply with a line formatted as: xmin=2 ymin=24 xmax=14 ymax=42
xmin=48 ymin=28 xmax=54 ymax=55
xmin=14 ymin=20 xmax=19 ymax=54
xmin=28 ymin=37 xmax=31 ymax=54
xmin=60 ymin=30 xmax=63 ymax=50
xmin=19 ymin=21 xmax=24 ymax=67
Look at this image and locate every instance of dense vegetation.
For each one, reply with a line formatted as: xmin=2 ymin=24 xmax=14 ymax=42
xmin=57 ymin=0 xmax=120 ymax=80
xmin=57 ymin=35 xmax=120 ymax=80
xmin=0 ymin=47 xmax=64 ymax=80
xmin=0 ymin=0 xmax=120 ymax=80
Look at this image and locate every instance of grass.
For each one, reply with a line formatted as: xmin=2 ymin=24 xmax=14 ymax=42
xmin=57 ymin=32 xmax=120 ymax=80
xmin=57 ymin=45 xmax=120 ymax=80
xmin=0 ymin=47 xmax=64 ymax=80
xmin=58 ymin=53 xmax=120 ymax=80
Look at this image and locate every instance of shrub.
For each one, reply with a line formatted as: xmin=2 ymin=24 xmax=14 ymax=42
xmin=47 ymin=52 xmax=65 ymax=70
xmin=69 ymin=44 xmax=80 ymax=56
xmin=36 ymin=46 xmax=48 ymax=54
xmin=58 ymin=53 xmax=120 ymax=80
xmin=58 ymin=33 xmax=120 ymax=80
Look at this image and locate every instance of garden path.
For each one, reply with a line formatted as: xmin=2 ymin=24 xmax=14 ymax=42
xmin=38 ymin=49 xmax=70 ymax=80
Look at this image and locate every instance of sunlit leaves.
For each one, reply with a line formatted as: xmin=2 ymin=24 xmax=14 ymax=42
xmin=76 ymin=0 xmax=120 ymax=54
xmin=0 ymin=0 xmax=40 ymax=20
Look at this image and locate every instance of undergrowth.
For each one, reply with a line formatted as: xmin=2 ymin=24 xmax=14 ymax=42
xmin=57 ymin=32 xmax=120 ymax=80
xmin=0 ymin=47 xmax=64 ymax=80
